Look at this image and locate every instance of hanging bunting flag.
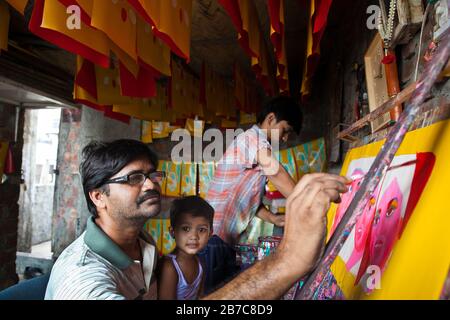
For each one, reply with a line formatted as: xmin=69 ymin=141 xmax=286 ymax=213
xmin=58 ymin=0 xmax=92 ymax=25
xmin=277 ymin=46 xmax=289 ymax=93
xmin=74 ymin=82 xmax=105 ymax=112
xmin=234 ymin=63 xmax=247 ymax=112
xmin=112 ymin=82 xmax=168 ymax=121
xmin=180 ymin=162 xmax=197 ymax=196
xmin=136 ymin=14 xmax=171 ymax=76
xmin=218 ymin=0 xmax=242 ymax=33
xmin=29 ymin=0 xmax=110 ymax=67
xmin=221 ymin=119 xmax=237 ymax=129
xmin=205 ymin=63 xmax=220 ymax=115
xmin=199 ymin=61 xmax=207 ymax=107
xmin=144 ymin=219 xmax=162 ymax=253
xmin=313 ymin=0 xmax=333 ymax=46
xmin=3 ymin=143 xmax=15 ymax=174
xmin=252 ymin=35 xmax=276 ymax=96
xmin=129 ymin=0 xmax=193 ymax=61
xmin=268 ymin=0 xmax=282 ymax=59
xmin=5 ymin=0 xmax=27 ymax=15
xmin=170 ymin=58 xmax=192 ymax=118
xmin=198 ymin=162 xmax=216 ymax=199
xmin=182 ymin=70 xmax=198 ymax=118
xmin=165 ymin=161 xmax=182 ymax=197
xmin=301 ymin=0 xmax=333 ymax=100
xmin=75 ymin=55 xmax=98 ymax=99
xmin=119 ymin=62 xmax=157 ymax=98
xmin=0 ymin=1 xmax=10 ymax=52
xmin=234 ymin=63 xmax=256 ymax=113
xmin=141 ymin=120 xmax=153 ymax=143
xmin=0 ymin=141 xmax=9 ymax=178
xmin=103 ymin=106 xmax=131 ymax=124
xmin=185 ymin=118 xmax=204 ymax=138
xmin=152 ymin=121 xmax=170 ymax=139
xmin=74 ymin=55 xmax=107 ymax=112
xmin=218 ymin=0 xmax=257 ymax=59
xmin=237 ymin=0 xmax=260 ymax=58
xmin=220 ymin=0 xmax=277 ymax=95
xmin=240 ymin=111 xmax=257 ymax=125
xmin=90 ymin=0 xmax=137 ymax=61
xmin=268 ymin=0 xmax=289 ymax=93
xmin=190 ymin=77 xmax=204 ymax=118
xmin=112 ymin=101 xmax=152 ymax=121
xmin=74 ymin=55 xmax=132 ymax=124
xmin=64 ymin=0 xmax=163 ymax=83
xmin=95 ymin=63 xmax=129 ymax=106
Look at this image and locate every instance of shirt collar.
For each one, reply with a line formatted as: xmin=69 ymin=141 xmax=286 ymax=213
xmin=84 ymin=216 xmax=148 ymax=270
xmin=252 ymin=124 xmax=269 ymax=140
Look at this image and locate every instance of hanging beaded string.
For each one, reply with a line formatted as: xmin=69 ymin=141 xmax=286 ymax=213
xmin=378 ymin=0 xmax=397 ymax=50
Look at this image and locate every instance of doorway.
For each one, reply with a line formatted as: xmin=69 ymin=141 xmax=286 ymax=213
xmin=16 ymin=108 xmax=61 ymax=280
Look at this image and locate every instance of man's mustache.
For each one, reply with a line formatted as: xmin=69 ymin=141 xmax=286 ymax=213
xmin=136 ymin=190 xmax=161 ymax=205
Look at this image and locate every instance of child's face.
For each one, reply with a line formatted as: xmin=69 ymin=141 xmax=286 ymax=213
xmin=170 ymin=213 xmax=212 ymax=255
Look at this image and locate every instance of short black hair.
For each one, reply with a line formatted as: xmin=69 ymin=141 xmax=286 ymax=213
xmin=257 ymin=96 xmax=303 ymax=135
xmin=80 ymin=139 xmax=158 ymax=217
xmin=170 ymin=196 xmax=214 ymax=229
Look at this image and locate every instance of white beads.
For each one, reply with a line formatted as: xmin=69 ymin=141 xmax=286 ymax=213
xmin=378 ymin=0 xmax=397 ymax=48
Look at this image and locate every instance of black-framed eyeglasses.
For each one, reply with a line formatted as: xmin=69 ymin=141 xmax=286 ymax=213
xmin=104 ymin=171 xmax=166 ymax=186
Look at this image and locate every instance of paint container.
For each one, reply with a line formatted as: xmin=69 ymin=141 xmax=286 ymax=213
xmin=235 ymin=243 xmax=258 ymax=270
xmin=257 ymin=236 xmax=282 ymax=261
xmin=257 ymin=236 xmax=304 ymax=300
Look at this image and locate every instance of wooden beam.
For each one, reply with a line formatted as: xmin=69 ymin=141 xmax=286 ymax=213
xmin=337 ymin=81 xmax=418 ymax=140
xmin=0 ymin=46 xmax=75 ymax=106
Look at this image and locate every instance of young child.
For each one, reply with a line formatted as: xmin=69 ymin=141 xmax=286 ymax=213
xmin=157 ymin=196 xmax=213 ymax=300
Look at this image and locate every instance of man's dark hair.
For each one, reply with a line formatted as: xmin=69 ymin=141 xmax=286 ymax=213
xmin=170 ymin=196 xmax=214 ymax=229
xmin=80 ymin=139 xmax=158 ymax=217
xmin=256 ymin=96 xmax=303 ymax=135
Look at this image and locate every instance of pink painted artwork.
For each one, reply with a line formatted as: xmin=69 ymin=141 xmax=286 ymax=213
xmin=346 ymin=186 xmax=381 ymax=272
xmin=329 ymin=169 xmax=365 ymax=238
xmin=327 ymin=152 xmax=436 ymax=296
xmin=355 ymin=177 xmax=403 ymax=286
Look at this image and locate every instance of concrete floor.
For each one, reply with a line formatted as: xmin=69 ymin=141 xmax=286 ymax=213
xmin=30 ymin=241 xmax=52 ymax=259
xmin=16 ymin=241 xmax=53 ymax=281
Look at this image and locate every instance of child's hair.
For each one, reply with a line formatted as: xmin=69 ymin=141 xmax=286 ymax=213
xmin=170 ymin=196 xmax=214 ymax=229
xmin=257 ymin=96 xmax=303 ymax=135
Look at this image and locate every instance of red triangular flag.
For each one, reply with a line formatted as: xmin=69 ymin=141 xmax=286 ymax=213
xmin=4 ymin=144 xmax=15 ymax=174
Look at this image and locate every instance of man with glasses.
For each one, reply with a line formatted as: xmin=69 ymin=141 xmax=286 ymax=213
xmin=45 ymin=139 xmax=349 ymax=300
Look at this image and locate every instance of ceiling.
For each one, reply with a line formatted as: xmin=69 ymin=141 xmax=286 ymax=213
xmin=189 ymin=0 xmax=309 ymax=97
xmin=0 ymin=76 xmax=69 ymax=108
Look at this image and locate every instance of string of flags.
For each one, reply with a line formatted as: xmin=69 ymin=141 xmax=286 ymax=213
xmin=2 ymin=0 xmax=262 ymax=132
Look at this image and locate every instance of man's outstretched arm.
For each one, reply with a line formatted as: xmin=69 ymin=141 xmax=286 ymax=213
xmin=204 ymin=173 xmax=349 ymax=300
xmin=257 ymin=147 xmax=296 ymax=198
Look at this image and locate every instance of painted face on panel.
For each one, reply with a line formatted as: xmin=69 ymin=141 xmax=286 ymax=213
xmin=346 ymin=185 xmax=381 ymax=272
xmin=368 ymin=178 xmax=403 ymax=272
xmin=330 ymin=169 xmax=365 ymax=237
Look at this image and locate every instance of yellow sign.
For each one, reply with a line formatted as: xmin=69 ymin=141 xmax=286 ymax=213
xmin=0 ymin=141 xmax=8 ymax=177
xmin=180 ymin=162 xmax=197 ymax=196
xmin=141 ymin=121 xmax=153 ymax=143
